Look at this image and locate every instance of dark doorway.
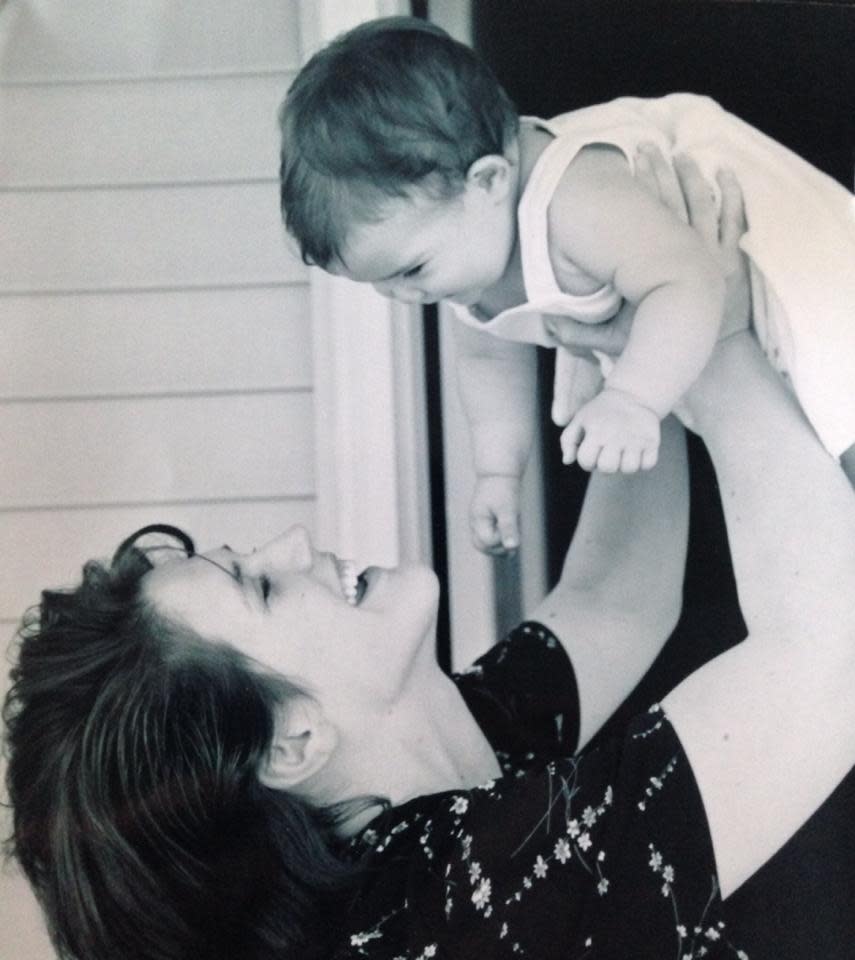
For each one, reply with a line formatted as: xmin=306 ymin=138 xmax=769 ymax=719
xmin=470 ymin=2 xmax=855 ymax=957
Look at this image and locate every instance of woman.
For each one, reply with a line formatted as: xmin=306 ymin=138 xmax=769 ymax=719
xmin=5 ymin=159 xmax=855 ymax=960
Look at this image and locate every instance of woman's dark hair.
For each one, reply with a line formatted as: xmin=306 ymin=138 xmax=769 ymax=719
xmin=3 ymin=525 xmax=357 ymax=960
xmin=279 ymin=15 xmax=519 ymax=267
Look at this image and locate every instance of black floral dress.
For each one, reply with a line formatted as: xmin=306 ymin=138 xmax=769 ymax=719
xmin=334 ymin=622 xmax=749 ymax=960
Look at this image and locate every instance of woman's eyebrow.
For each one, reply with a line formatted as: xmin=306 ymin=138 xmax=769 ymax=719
xmin=194 ymin=551 xmax=242 ymax=587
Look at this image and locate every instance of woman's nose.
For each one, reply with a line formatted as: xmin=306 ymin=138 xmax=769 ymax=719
xmin=251 ymin=526 xmax=314 ymax=571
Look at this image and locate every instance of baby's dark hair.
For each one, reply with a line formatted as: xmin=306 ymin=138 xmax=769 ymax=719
xmin=3 ymin=525 xmax=358 ymax=960
xmin=279 ymin=16 xmax=519 ymax=268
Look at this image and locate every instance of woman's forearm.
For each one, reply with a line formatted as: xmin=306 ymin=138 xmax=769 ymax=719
xmin=533 ymin=416 xmax=689 ymax=747
xmin=685 ymin=332 xmax=855 ymax=639
xmin=663 ymin=332 xmax=855 ymax=899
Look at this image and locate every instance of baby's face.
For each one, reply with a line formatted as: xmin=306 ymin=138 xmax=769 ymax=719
xmin=330 ymin=173 xmax=516 ymax=308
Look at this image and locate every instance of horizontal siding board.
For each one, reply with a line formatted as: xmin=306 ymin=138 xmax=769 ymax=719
xmin=0 ymin=0 xmax=302 ymax=82
xmin=0 ymin=498 xmax=316 ymax=621
xmin=0 ymin=183 xmax=305 ymax=292
xmin=0 ymin=73 xmax=293 ymax=188
xmin=0 ymin=287 xmax=312 ymax=398
xmin=0 ymin=393 xmax=315 ymax=507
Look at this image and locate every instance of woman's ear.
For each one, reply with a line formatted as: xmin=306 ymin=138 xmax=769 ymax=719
xmin=466 ymin=154 xmax=513 ymax=203
xmin=258 ymin=697 xmax=338 ymax=791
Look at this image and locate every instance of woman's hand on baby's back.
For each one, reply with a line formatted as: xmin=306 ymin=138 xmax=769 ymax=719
xmin=636 ymin=144 xmax=751 ymax=342
xmin=544 ymin=145 xmax=750 ymax=364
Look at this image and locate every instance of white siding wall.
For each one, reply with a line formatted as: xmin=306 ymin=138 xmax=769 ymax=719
xmin=0 ymin=3 xmax=311 ymax=957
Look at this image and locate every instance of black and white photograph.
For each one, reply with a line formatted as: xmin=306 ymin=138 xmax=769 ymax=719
xmin=2 ymin=2 xmax=854 ymax=958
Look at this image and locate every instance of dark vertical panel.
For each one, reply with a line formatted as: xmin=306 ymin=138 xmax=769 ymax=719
xmin=471 ymin=3 xmax=855 ymax=957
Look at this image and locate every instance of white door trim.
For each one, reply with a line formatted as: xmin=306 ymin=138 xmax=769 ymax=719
xmin=298 ymin=0 xmax=432 ymax=570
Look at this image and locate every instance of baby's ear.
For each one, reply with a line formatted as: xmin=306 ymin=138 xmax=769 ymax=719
xmin=258 ymin=697 xmax=338 ymax=790
xmin=467 ymin=154 xmax=513 ymax=200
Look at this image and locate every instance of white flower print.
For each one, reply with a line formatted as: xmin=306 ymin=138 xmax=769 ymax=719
xmin=704 ymin=927 xmax=720 ymax=941
xmin=677 ymin=924 xmax=687 ymax=937
xmin=468 ymin=861 xmax=482 ymax=883
xmin=500 ymin=922 xmax=508 ymax=939
xmin=554 ymin=838 xmax=572 ymax=863
xmin=533 ymin=855 xmax=548 ymax=879
xmin=582 ymin=806 xmax=597 ymax=827
xmin=566 ymin=819 xmax=581 ymax=838
xmin=451 ymin=796 xmax=469 ymax=815
xmin=662 ymin=865 xmax=675 ymax=883
xmin=597 ymin=877 xmax=610 ymax=895
xmin=578 ymin=832 xmax=592 ymax=851
xmin=649 ymin=850 xmax=663 ymax=871
xmin=350 ymin=930 xmax=382 ymax=947
xmin=472 ymin=878 xmax=491 ymax=911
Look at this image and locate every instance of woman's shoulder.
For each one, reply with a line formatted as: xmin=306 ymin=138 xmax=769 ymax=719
xmin=338 ymin=706 xmax=738 ymax=959
xmin=452 ymin=621 xmax=581 ymax=761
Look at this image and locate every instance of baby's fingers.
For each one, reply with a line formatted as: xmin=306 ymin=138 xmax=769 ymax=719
xmin=717 ymin=168 xmax=748 ymax=249
xmin=495 ymin=509 xmax=520 ymax=553
xmin=576 ymin=435 xmax=602 ymax=473
xmin=595 ymin=445 xmax=622 ymax=474
xmin=636 ymin=142 xmax=687 ymax=221
xmin=674 ymin=153 xmax=718 ymax=245
xmin=560 ymin=419 xmax=585 ymax=465
xmin=470 ymin=511 xmax=501 ymax=554
xmin=640 ymin=445 xmax=659 ymax=471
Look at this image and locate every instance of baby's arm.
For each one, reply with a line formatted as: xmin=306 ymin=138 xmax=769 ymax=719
xmin=453 ymin=320 xmax=538 ymax=554
xmin=550 ymin=144 xmax=726 ymax=472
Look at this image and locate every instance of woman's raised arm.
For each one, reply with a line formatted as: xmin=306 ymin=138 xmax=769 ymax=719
xmin=530 ymin=414 xmax=690 ymax=749
xmin=664 ymin=328 xmax=855 ymax=898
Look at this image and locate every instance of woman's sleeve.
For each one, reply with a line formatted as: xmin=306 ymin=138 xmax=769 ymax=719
xmin=452 ymin=621 xmax=581 ymax=759
xmin=401 ymin=708 xmax=746 ymax=960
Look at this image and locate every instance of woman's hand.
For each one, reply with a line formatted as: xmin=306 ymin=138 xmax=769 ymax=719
xmin=545 ymin=146 xmax=751 ymax=358
xmin=636 ymin=145 xmax=751 ymax=342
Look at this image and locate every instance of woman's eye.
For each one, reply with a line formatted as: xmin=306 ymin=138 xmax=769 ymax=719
xmin=402 ymin=264 xmax=423 ymax=279
xmin=259 ymin=575 xmax=272 ymax=603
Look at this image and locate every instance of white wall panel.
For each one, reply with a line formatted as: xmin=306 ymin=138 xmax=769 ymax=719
xmin=0 ymin=73 xmax=294 ymax=188
xmin=0 ymin=183 xmax=305 ymax=292
xmin=0 ymin=287 xmax=312 ymax=399
xmin=0 ymin=498 xmax=317 ymax=622
xmin=0 ymin=0 xmax=302 ymax=81
xmin=0 ymin=393 xmax=315 ymax=508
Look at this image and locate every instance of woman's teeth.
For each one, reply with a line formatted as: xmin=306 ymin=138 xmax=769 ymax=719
xmin=336 ymin=559 xmax=365 ymax=605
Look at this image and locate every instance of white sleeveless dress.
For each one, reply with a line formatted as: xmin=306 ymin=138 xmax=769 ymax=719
xmin=449 ymin=94 xmax=855 ymax=457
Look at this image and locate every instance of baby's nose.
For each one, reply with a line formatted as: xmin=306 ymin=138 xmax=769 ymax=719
xmin=372 ymin=281 xmax=422 ymax=305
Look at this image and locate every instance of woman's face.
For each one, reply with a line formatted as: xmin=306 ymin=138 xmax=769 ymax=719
xmin=142 ymin=526 xmax=440 ymax=723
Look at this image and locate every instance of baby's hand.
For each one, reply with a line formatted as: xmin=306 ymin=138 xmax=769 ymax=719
xmin=469 ymin=474 xmax=521 ymax=555
xmin=560 ymin=388 xmax=660 ymax=473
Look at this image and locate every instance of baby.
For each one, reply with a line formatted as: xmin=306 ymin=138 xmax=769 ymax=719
xmin=279 ymin=17 xmax=855 ymax=554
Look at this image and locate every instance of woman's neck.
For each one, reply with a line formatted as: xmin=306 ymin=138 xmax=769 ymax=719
xmin=328 ymin=649 xmax=502 ymax=835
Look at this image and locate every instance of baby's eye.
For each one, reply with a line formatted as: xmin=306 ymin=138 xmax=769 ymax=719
xmin=401 ymin=264 xmax=423 ymax=279
xmin=259 ymin=574 xmax=272 ymax=604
